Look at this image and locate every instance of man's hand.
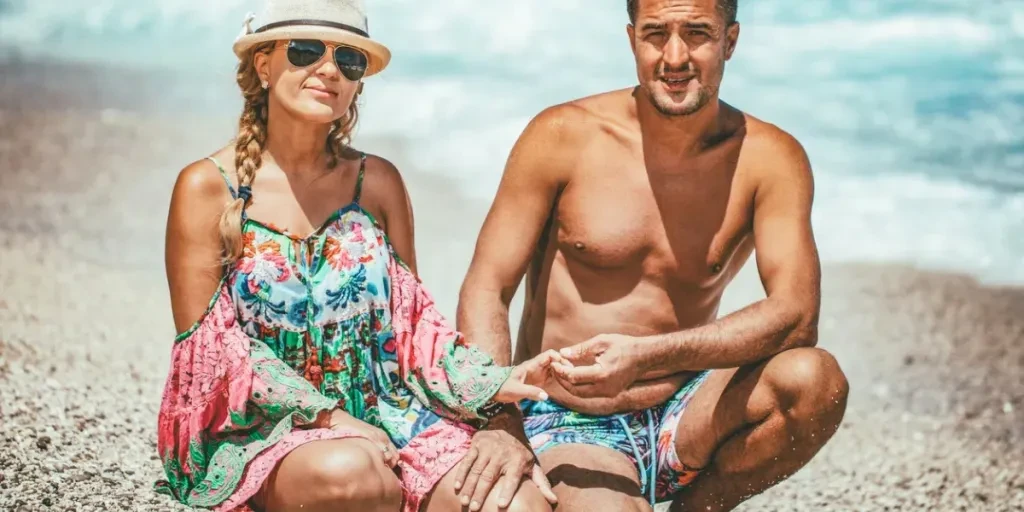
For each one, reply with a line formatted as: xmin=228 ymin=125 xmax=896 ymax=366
xmin=551 ymin=333 xmax=646 ymax=399
xmin=453 ymin=420 xmax=557 ymax=511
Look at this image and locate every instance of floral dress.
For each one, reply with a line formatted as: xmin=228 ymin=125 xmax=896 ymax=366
xmin=155 ymin=154 xmax=511 ymax=511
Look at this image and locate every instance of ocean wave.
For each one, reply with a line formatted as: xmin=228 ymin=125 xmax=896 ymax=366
xmin=814 ymin=173 xmax=1024 ymax=283
xmin=1 ymin=0 xmax=1022 ymax=282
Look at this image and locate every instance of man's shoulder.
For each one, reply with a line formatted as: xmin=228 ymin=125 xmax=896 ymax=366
xmin=570 ymin=87 xmax=636 ymax=116
xmin=728 ymin=110 xmax=813 ymax=202
xmin=525 ymin=88 xmax=636 ymax=142
xmin=738 ymin=112 xmax=807 ymax=167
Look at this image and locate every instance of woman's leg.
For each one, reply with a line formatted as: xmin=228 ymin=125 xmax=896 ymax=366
xmin=251 ymin=438 xmax=404 ymax=512
xmin=420 ymin=464 xmax=552 ymax=512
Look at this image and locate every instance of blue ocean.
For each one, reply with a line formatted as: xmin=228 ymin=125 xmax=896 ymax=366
xmin=1 ymin=0 xmax=1022 ymax=283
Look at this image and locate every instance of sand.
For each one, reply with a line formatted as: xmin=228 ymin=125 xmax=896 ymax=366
xmin=0 ymin=62 xmax=1022 ymax=511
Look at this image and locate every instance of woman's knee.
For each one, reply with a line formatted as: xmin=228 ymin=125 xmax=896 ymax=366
xmin=308 ymin=443 xmax=402 ymax=508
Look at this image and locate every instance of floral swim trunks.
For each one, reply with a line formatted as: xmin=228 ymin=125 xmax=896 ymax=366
xmin=521 ymin=371 xmax=712 ymax=504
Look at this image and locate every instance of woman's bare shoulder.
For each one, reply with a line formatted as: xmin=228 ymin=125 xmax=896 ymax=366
xmin=361 ymin=153 xmax=405 ymax=194
xmin=171 ymin=148 xmax=236 ymax=207
xmin=167 ymin=148 xmax=237 ymax=240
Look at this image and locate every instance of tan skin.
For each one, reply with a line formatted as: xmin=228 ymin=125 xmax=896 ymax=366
xmin=166 ymin=40 xmax=553 ymax=512
xmin=457 ymin=1 xmax=849 ymax=511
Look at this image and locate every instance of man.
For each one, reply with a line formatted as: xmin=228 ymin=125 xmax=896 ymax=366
xmin=452 ymin=0 xmax=849 ymax=511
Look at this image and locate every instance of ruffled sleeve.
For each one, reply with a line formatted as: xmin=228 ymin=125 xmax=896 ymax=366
xmin=154 ymin=284 xmax=338 ymax=508
xmin=386 ymin=252 xmax=512 ymax=422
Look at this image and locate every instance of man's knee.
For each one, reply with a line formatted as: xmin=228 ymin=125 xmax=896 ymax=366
xmin=309 ymin=444 xmax=402 ymax=507
xmin=765 ymin=347 xmax=849 ymax=424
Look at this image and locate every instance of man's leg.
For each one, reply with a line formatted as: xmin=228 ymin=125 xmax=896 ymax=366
xmin=539 ymin=444 xmax=652 ymax=512
xmin=669 ymin=347 xmax=849 ymax=511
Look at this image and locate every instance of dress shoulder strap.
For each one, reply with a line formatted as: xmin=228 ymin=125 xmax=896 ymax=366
xmin=352 ymin=153 xmax=367 ymax=204
xmin=206 ymin=156 xmax=237 ymax=200
xmin=206 ymin=156 xmax=248 ymax=221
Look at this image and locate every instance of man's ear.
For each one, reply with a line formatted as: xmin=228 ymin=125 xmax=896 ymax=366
xmin=724 ymin=22 xmax=740 ymax=60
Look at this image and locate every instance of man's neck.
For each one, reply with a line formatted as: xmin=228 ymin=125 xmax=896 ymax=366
xmin=634 ymin=88 xmax=724 ymax=159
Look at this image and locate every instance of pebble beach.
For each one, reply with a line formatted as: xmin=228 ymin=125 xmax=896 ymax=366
xmin=1 ymin=61 xmax=1022 ymax=511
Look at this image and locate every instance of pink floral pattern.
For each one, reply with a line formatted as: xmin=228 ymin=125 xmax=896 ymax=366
xmin=155 ymin=285 xmax=339 ymax=507
xmin=389 ymin=254 xmax=511 ymax=418
xmin=397 ymin=421 xmax=475 ymax=512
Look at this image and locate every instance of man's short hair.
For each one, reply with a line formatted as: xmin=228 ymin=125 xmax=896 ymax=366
xmin=627 ymin=0 xmax=738 ymax=25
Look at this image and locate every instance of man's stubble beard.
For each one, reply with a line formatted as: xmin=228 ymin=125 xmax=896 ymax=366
xmin=646 ymin=81 xmax=715 ymax=117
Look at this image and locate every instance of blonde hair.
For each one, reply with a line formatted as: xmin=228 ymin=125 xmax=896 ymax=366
xmin=219 ymin=42 xmax=362 ymax=262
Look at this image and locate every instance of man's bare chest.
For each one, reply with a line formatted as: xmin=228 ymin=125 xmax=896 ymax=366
xmin=552 ymin=162 xmax=754 ymax=287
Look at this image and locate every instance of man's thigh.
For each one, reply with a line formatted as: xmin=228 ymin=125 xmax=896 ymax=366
xmin=539 ymin=444 xmax=651 ymax=512
xmin=671 ymin=363 xmax=777 ymax=471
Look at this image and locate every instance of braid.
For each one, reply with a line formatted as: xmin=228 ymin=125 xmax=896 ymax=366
xmin=219 ymin=43 xmax=272 ymax=263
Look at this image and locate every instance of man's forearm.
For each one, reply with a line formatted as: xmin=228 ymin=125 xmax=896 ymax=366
xmin=456 ymin=283 xmax=530 ymax=431
xmin=456 ymin=285 xmax=514 ymax=366
xmin=639 ymin=297 xmax=818 ymax=374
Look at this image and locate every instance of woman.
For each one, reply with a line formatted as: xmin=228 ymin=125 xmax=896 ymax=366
xmin=155 ymin=1 xmax=558 ymax=511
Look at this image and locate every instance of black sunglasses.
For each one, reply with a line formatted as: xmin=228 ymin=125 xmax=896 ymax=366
xmin=283 ymin=39 xmax=368 ymax=81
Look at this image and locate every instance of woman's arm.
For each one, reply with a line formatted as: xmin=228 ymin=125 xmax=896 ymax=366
xmin=362 ymin=155 xmax=418 ymax=274
xmin=165 ymin=158 xmax=233 ymax=333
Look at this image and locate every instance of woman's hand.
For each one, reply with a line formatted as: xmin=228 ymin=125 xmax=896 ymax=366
xmin=493 ymin=349 xmax=565 ymax=403
xmin=321 ymin=409 xmax=400 ymax=468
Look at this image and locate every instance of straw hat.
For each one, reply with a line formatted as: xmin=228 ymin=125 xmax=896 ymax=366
xmin=233 ymin=0 xmax=391 ymax=77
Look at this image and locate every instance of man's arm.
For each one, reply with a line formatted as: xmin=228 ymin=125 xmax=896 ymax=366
xmin=456 ymin=106 xmax=577 ymax=361
xmin=639 ymin=129 xmax=820 ymax=372
xmin=450 ymin=105 xmax=578 ymax=510
xmin=456 ymin=105 xmax=574 ymax=421
xmin=456 ymin=109 xmax=577 ymax=360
